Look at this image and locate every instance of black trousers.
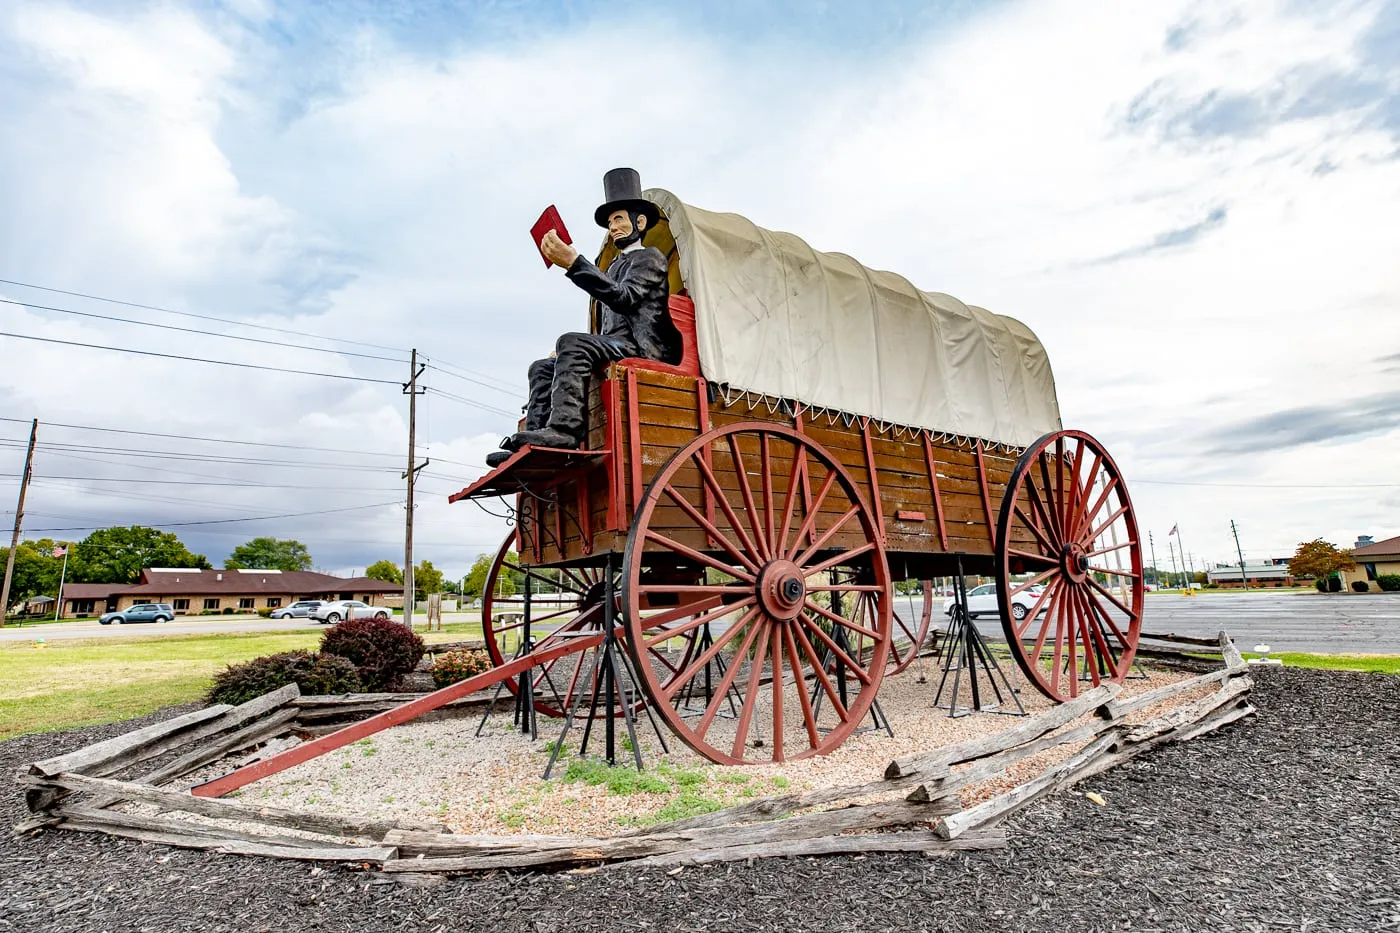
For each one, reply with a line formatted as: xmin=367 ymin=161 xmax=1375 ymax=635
xmin=526 ymin=332 xmax=637 ymax=441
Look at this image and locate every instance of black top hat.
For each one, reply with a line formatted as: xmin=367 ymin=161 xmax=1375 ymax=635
xmin=594 ymin=167 xmax=661 ymax=229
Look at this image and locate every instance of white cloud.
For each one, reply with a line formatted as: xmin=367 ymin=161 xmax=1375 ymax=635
xmin=1 ymin=0 xmax=1397 ymax=577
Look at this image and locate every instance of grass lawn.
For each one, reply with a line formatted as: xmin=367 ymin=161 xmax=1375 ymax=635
xmin=0 ymin=622 xmax=483 ymax=741
xmin=1243 ymin=652 xmax=1400 ymax=675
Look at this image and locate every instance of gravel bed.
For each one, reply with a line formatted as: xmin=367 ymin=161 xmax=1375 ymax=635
xmin=4 ymin=667 xmax=1398 ymax=932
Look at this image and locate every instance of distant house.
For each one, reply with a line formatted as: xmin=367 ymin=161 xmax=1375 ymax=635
xmin=1206 ymin=559 xmax=1295 ymax=588
xmin=1342 ymin=535 xmax=1400 ymax=593
xmin=57 ymin=568 xmax=401 ymax=619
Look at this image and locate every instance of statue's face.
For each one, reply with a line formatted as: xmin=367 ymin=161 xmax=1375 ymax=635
xmin=608 ymin=208 xmax=645 ymax=246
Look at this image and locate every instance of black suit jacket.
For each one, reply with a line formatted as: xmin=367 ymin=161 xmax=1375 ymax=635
xmin=565 ymin=246 xmax=680 ymax=364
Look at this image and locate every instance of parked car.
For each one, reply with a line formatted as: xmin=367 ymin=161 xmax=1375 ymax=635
xmin=99 ymin=603 xmax=176 ymax=625
xmin=269 ymin=600 xmax=326 ymax=620
xmin=309 ymin=600 xmax=390 ymax=624
xmin=942 ymin=583 xmax=1047 ymax=622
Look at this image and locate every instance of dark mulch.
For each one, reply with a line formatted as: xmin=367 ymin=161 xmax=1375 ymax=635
xmin=4 ymin=668 xmax=1399 ymax=932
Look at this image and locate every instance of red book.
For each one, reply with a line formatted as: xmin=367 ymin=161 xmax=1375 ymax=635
xmin=530 ymin=205 xmax=572 ymax=267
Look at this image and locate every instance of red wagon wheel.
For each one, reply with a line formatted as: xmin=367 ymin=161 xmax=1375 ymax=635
xmin=481 ymin=535 xmax=712 ymax=718
xmin=994 ymin=430 xmax=1145 ymax=702
xmin=621 ymin=423 xmax=892 ymax=765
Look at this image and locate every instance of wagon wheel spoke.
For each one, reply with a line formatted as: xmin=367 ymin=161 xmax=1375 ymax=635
xmin=694 ymin=618 xmax=766 ymax=740
xmin=782 ymin=469 xmax=839 ymax=562
xmin=663 ymin=484 xmax=761 ymax=575
xmin=640 ymin=597 xmax=756 ymax=650
xmin=730 ymin=620 xmax=771 ymax=759
xmin=783 ymin=624 xmax=823 ymax=750
xmin=693 ymin=450 xmax=767 ymax=566
xmin=644 ymin=530 xmax=757 ymax=583
xmin=775 ymin=443 xmax=808 ymax=559
xmin=726 ymin=432 xmax=772 ymax=560
xmin=761 ymin=433 xmax=777 ymax=564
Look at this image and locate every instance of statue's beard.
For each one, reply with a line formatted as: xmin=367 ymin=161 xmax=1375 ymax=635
xmin=612 ymin=216 xmax=645 ymax=250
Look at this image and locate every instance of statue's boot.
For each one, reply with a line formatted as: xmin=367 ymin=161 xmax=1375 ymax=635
xmin=485 ymin=450 xmax=513 ymax=469
xmin=506 ymin=426 xmax=580 ymax=450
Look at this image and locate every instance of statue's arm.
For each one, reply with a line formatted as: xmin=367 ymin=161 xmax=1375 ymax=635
xmin=565 ymin=252 xmax=666 ymax=315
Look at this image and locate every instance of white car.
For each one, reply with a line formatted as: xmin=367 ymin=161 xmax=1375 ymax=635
xmin=309 ymin=600 xmax=390 ymax=624
xmin=943 ymin=583 xmax=1047 ymax=622
xmin=269 ymin=600 xmax=325 ymax=620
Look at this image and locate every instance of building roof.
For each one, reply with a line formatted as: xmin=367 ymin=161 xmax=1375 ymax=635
xmin=1353 ymin=534 xmax=1400 ymax=559
xmin=60 ymin=570 xmax=401 ymax=601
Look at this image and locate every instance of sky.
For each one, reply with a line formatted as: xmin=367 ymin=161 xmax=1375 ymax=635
xmin=1 ymin=0 xmax=1398 ymax=581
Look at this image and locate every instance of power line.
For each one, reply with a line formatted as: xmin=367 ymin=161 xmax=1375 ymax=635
xmin=0 ymin=438 xmax=405 ymax=472
xmin=32 ymin=476 xmax=404 ymax=490
xmin=0 ymin=297 xmax=406 ymax=364
xmin=422 ymin=386 xmax=518 ymax=417
xmin=0 ymin=277 xmax=409 ymax=354
xmin=1135 ymin=479 xmax=1400 ymax=489
xmin=422 ymin=361 xmax=522 ymax=399
xmin=27 ymin=500 xmax=402 ymax=533
xmin=0 ymin=415 xmax=409 ymax=459
xmin=0 ymin=331 xmax=403 ymax=385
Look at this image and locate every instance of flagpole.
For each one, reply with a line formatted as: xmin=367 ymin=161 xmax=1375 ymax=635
xmin=53 ymin=548 xmax=69 ymax=622
xmin=1177 ymin=526 xmax=1192 ymax=597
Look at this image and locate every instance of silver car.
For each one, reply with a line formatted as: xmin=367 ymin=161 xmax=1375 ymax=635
xmin=269 ymin=600 xmax=325 ymax=620
xmin=309 ymin=600 xmax=390 ymax=624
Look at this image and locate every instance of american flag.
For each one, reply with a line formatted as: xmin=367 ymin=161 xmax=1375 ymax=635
xmin=52 ymin=546 xmax=66 ymax=558
xmin=1168 ymin=524 xmax=1179 ymax=537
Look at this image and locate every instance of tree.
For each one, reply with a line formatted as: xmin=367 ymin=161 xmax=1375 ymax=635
xmin=463 ymin=551 xmax=516 ymax=601
xmin=1288 ymin=539 xmax=1355 ymax=582
xmin=414 ymin=559 xmax=445 ymax=599
xmin=364 ymin=560 xmax=403 ymax=585
xmin=225 ymin=537 xmax=313 ymax=572
xmin=0 ymin=539 xmax=70 ymax=609
xmin=70 ymin=526 xmax=210 ymax=585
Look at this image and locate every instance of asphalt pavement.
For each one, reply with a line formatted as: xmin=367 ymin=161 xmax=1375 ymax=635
xmin=951 ymin=590 xmax=1400 ymax=656
xmin=4 ymin=592 xmax=1397 ymax=655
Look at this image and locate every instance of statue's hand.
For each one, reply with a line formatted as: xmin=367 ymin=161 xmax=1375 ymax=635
xmin=540 ymin=230 xmax=579 ymax=270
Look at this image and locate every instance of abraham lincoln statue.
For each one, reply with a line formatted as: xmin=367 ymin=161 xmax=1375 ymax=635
xmin=486 ymin=168 xmax=679 ymax=468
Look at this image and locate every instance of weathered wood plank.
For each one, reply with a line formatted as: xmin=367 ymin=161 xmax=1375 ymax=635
xmin=936 ymin=732 xmax=1120 ymax=839
xmin=885 ymin=683 xmax=1120 ymax=778
xmin=621 ymin=826 xmax=1008 ymax=869
xmin=28 ymin=705 xmax=234 ymax=780
xmin=1123 ymin=676 xmax=1253 ymax=744
xmin=621 ymin=771 xmax=942 ymax=836
xmin=36 ymin=772 xmax=446 ymax=840
xmin=1101 ymin=668 xmax=1240 ymax=720
xmin=1219 ymin=630 xmax=1246 ymax=670
xmin=56 ymin=806 xmax=397 ymax=864
xmin=1137 ymin=631 xmax=1227 ymax=647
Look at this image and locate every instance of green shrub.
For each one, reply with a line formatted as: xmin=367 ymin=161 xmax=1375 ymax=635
xmin=320 ymin=617 xmax=425 ymax=691
xmin=1314 ymin=578 xmax=1327 ymax=593
xmin=207 ymin=650 xmax=361 ymax=705
xmin=1327 ymin=575 xmax=1343 ymax=593
xmin=429 ymin=649 xmax=493 ymax=689
xmin=256 ymin=607 xmax=274 ymax=618
xmin=1351 ymin=580 xmax=1370 ymax=593
xmin=1376 ymin=574 xmax=1400 ymax=592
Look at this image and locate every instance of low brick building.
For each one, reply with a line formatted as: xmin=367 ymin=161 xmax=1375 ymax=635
xmin=1342 ymin=534 xmax=1400 ymax=593
xmin=58 ymin=568 xmax=401 ymax=619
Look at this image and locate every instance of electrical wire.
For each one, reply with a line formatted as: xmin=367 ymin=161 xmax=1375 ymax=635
xmin=422 ymin=386 xmax=518 ymax=417
xmin=0 ymin=331 xmax=403 ymax=385
xmin=0 ymin=415 xmax=409 ymax=459
xmin=27 ymin=500 xmax=402 ymax=533
xmin=0 ymin=297 xmax=406 ymax=364
xmin=0 ymin=277 xmax=410 ymax=354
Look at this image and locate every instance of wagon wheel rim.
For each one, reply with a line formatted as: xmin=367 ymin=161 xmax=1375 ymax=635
xmin=622 ymin=422 xmax=892 ymax=765
xmin=994 ymin=430 xmax=1144 ymax=702
xmin=481 ymin=534 xmax=714 ymax=718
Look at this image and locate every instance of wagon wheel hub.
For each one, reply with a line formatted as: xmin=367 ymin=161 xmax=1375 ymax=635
xmin=1062 ymin=542 xmax=1090 ymax=583
xmin=581 ymin=580 xmax=607 ymax=608
xmin=757 ymin=559 xmax=807 ymax=622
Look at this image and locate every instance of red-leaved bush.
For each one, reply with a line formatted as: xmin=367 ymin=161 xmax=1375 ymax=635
xmin=319 ymin=617 xmax=425 ymax=691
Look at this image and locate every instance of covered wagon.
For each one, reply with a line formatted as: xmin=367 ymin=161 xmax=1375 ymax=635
xmin=448 ymin=189 xmax=1146 ymax=765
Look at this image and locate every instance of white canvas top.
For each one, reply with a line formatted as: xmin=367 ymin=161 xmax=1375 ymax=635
xmin=646 ymin=189 xmax=1062 ymax=449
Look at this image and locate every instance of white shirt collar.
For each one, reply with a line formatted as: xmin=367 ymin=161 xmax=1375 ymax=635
xmin=620 ymin=240 xmax=643 ymax=254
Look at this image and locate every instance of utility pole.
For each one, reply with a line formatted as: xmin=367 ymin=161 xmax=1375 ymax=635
xmin=1230 ymin=519 xmax=1249 ymax=592
xmin=1167 ymin=538 xmax=1181 ymax=591
xmin=1 ymin=419 xmax=38 ymax=628
xmin=1148 ymin=530 xmax=1159 ymax=589
xmin=402 ymin=350 xmax=428 ymax=629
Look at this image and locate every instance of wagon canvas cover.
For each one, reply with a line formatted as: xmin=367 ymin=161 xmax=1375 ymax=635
xmin=646 ymin=189 xmax=1062 ymax=449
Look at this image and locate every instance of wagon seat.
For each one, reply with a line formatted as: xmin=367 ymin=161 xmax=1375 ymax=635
xmin=592 ymin=209 xmax=701 ymax=379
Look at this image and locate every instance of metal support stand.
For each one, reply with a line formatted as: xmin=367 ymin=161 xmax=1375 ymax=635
xmin=932 ymin=556 xmax=1026 ymax=718
xmin=673 ymin=622 xmax=741 ymax=720
xmin=542 ymin=556 xmax=668 ymax=778
xmin=808 ymin=570 xmax=893 ymax=737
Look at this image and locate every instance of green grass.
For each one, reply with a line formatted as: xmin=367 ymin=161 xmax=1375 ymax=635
xmin=1243 ymin=652 xmax=1400 ymax=675
xmin=0 ymin=624 xmax=483 ymax=740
